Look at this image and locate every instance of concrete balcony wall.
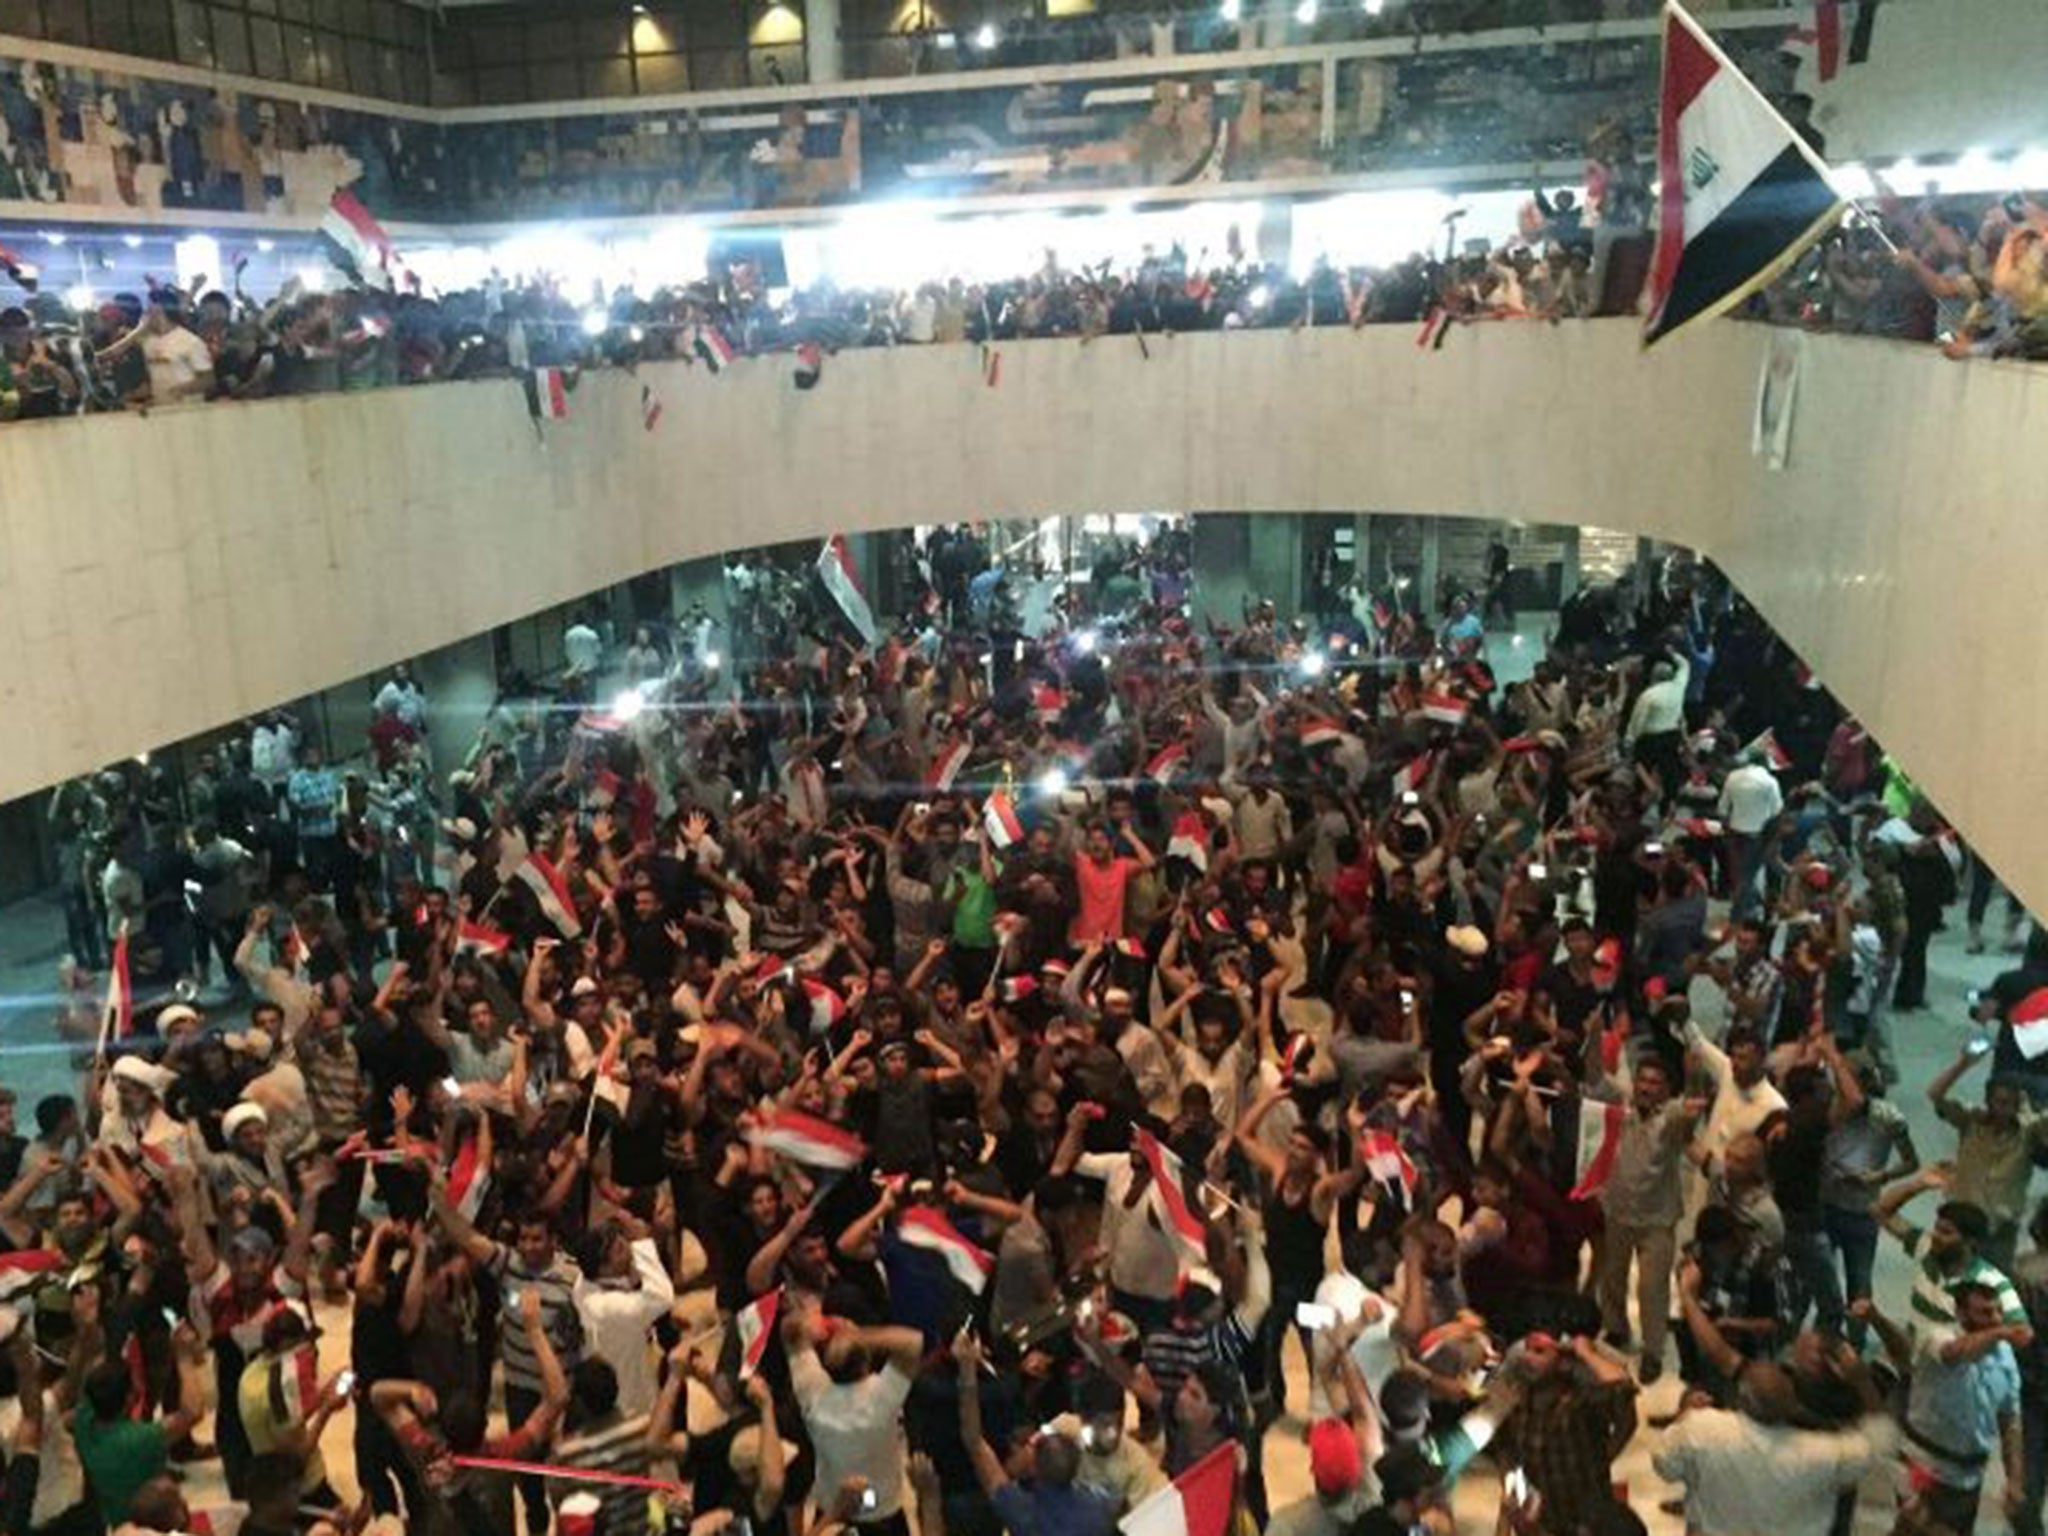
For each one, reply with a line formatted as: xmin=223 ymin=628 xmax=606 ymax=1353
xmin=1 ymin=320 xmax=2044 ymax=908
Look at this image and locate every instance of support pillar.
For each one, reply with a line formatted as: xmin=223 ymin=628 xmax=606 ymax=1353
xmin=804 ymin=0 xmax=842 ymax=83
xmin=1418 ymin=518 xmax=1442 ymax=619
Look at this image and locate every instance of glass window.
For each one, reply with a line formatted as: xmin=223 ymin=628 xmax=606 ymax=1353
xmin=582 ymin=15 xmax=630 ymax=56
xmin=476 ymin=65 xmax=530 ymax=104
xmin=210 ymin=6 xmax=253 ymax=71
xmin=249 ymin=14 xmax=286 ymax=75
xmin=173 ymin=0 xmax=215 ymax=64
xmin=470 ymin=20 xmax=524 ymax=65
xmin=583 ymin=55 xmax=636 ymax=97
xmin=634 ymin=51 xmax=689 ymax=93
xmin=90 ymin=0 xmax=137 ymax=53
xmin=45 ymin=2 xmax=92 ymax=44
xmin=0 ymin=0 xmax=44 ymax=38
xmin=341 ymin=34 xmax=373 ymax=90
xmin=285 ymin=20 xmax=321 ymax=81
xmin=131 ymin=0 xmax=177 ymax=56
xmin=528 ymin=18 xmax=574 ymax=59
xmin=529 ymin=58 xmax=578 ymax=98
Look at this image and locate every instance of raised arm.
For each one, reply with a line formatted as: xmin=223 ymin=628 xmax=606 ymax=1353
xmin=952 ymin=1333 xmax=1009 ymax=1496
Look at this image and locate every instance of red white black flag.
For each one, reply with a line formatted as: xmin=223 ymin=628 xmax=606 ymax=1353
xmin=1643 ymin=1 xmax=1844 ymax=346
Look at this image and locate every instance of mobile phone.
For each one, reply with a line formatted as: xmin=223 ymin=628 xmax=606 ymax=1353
xmin=1295 ymin=1301 xmax=1337 ymax=1330
xmin=1401 ymin=790 xmax=1421 ymax=806
xmin=1528 ymin=863 xmax=1548 ymax=881
xmin=859 ymin=1486 xmax=880 ymax=1513
xmin=1966 ymin=988 xmax=1983 ymax=1008
xmin=440 ymin=1076 xmax=461 ymax=1098
xmin=1965 ymin=1036 xmax=1993 ymax=1059
xmin=335 ymin=1368 xmax=357 ymax=1395
xmin=1079 ymin=1422 xmax=1099 ymax=1450
xmin=1644 ymin=840 xmax=1665 ymax=857
xmin=1504 ymin=1468 xmax=1530 ymax=1503
xmin=161 ymin=1307 xmax=181 ymax=1329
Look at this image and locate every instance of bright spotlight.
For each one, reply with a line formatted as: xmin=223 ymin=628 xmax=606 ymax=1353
xmin=1299 ymin=651 xmax=1326 ymax=678
xmin=1294 ymin=0 xmax=1317 ymax=22
xmin=63 ymin=284 xmax=94 ymax=311
xmin=934 ymin=29 xmax=957 ymax=47
xmin=580 ymin=309 xmax=608 ymax=337
xmin=1073 ymin=629 xmax=1099 ymax=654
xmin=1220 ymin=0 xmax=1241 ymax=17
xmin=702 ymin=649 xmax=721 ymax=669
xmin=628 ymin=324 xmax=645 ymax=343
xmin=1249 ymin=284 xmax=1272 ymax=309
xmin=1364 ymin=0 xmax=1384 ymax=12
xmin=41 ymin=231 xmax=64 ymax=247
xmin=612 ymin=686 xmax=649 ymax=723
xmin=1037 ymin=767 xmax=1070 ymax=798
xmin=973 ymin=22 xmax=998 ymax=48
xmin=256 ymin=238 xmax=276 ymax=253
xmin=121 ymin=234 xmax=143 ymax=249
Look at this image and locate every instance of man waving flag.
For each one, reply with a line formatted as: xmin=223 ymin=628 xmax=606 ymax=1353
xmin=1643 ymin=1 xmax=1845 ymax=346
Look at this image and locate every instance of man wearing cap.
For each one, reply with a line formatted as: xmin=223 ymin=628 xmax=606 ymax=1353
xmin=166 ymin=1160 xmax=324 ymax=1495
xmin=1426 ymin=924 xmax=1499 ymax=1152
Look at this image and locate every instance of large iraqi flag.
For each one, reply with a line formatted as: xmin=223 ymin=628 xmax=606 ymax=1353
xmin=1643 ymin=1 xmax=1845 ymax=346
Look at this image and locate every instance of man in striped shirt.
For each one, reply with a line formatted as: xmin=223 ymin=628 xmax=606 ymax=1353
xmin=432 ymin=1190 xmax=587 ymax=1536
xmin=1877 ymin=1167 xmax=2034 ymax=1346
xmin=553 ymin=1359 xmax=662 ymax=1536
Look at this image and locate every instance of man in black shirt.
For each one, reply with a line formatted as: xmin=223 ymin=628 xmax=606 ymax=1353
xmin=1767 ymin=1043 xmax=1864 ymax=1338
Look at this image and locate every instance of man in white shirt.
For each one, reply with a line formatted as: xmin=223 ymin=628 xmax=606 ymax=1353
xmin=1624 ymin=654 xmax=1690 ymax=799
xmin=1652 ymin=1398 xmax=1895 ymax=1535
xmin=1718 ymin=753 xmax=1785 ymax=919
xmin=1055 ymin=1114 xmax=1184 ymax=1328
xmin=99 ymin=292 xmax=213 ymax=403
xmin=1687 ymin=1017 xmax=1786 ymax=1172
xmin=572 ymin=1223 xmax=676 ymax=1418
xmin=784 ymin=1315 xmax=924 ymax=1524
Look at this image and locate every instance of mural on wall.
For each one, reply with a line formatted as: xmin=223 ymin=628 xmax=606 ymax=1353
xmin=0 ymin=28 xmax=1790 ymax=224
xmin=0 ymin=55 xmax=442 ymax=218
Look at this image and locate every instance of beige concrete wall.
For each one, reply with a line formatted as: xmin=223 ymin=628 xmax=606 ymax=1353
xmin=2 ymin=321 xmax=2044 ymax=907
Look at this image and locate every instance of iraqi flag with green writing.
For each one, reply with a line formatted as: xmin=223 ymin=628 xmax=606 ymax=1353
xmin=1643 ymin=2 xmax=1845 ymax=346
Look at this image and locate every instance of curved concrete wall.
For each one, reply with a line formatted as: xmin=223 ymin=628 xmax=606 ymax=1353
xmin=2 ymin=320 xmax=2044 ymax=908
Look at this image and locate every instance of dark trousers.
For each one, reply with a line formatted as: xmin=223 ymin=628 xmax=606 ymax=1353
xmin=354 ymin=1399 xmax=420 ymax=1517
xmin=1635 ymin=729 xmax=1684 ymax=802
xmin=503 ymin=1384 xmax=549 ymax=1536
xmin=62 ymin=887 xmax=105 ymax=968
xmin=1823 ymin=1204 xmax=1880 ymax=1341
xmin=1894 ymin=915 xmax=1935 ymax=1008
xmin=215 ymin=1344 xmax=254 ymax=1496
xmin=2018 ymin=1387 xmax=2048 ymax=1536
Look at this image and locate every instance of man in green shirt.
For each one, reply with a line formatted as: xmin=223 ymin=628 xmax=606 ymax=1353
xmin=73 ymin=1296 xmax=210 ymax=1526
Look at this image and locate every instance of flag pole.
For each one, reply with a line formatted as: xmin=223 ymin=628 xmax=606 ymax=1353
xmin=94 ymin=920 xmax=127 ymax=1064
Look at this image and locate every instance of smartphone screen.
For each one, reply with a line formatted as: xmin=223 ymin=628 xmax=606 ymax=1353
xmin=1295 ymin=1301 xmax=1337 ymax=1330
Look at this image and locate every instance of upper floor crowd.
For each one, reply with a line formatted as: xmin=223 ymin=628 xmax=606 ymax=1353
xmin=1 ymin=177 xmax=2043 ymax=422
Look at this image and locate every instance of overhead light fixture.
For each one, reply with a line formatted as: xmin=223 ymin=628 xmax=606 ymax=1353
xmin=63 ymin=284 xmax=93 ymax=311
xmin=1037 ymin=767 xmax=1070 ymax=798
xmin=256 ymin=237 xmax=276 ymax=253
xmin=972 ymin=22 xmax=997 ymax=48
xmin=121 ymin=234 xmax=143 ymax=249
xmin=1220 ymin=0 xmax=1241 ymax=17
xmin=41 ymin=231 xmax=64 ymax=246
xmin=1364 ymin=0 xmax=1383 ymax=12
xmin=580 ymin=309 xmax=608 ymax=336
xmin=1294 ymin=0 xmax=1317 ymax=22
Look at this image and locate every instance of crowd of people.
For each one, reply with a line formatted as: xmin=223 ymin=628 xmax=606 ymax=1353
xmin=2 ymin=175 xmax=2042 ymax=422
xmin=3 ymin=526 xmax=2045 ymax=1536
